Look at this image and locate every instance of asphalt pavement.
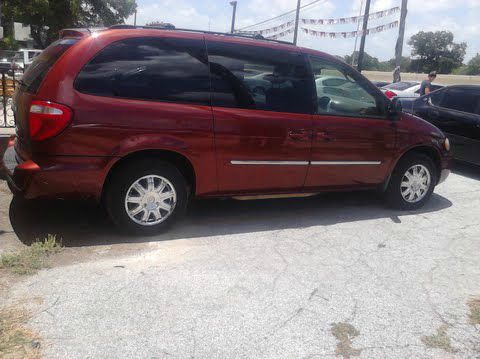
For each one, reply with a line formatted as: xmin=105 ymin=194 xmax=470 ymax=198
xmin=1 ymin=167 xmax=480 ymax=358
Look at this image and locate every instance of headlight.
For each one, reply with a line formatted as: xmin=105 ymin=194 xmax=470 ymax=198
xmin=444 ymin=138 xmax=450 ymax=151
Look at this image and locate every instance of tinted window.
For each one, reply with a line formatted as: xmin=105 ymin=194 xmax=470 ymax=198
xmin=21 ymin=39 xmax=77 ymax=93
xmin=207 ymin=41 xmax=313 ymax=114
xmin=310 ymin=56 xmax=385 ymax=118
xmin=384 ymin=82 xmax=418 ymax=91
xmin=76 ymin=37 xmax=210 ymax=105
xmin=436 ymin=88 xmax=479 ymax=114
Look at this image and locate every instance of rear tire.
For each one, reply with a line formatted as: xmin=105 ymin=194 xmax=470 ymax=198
xmin=105 ymin=159 xmax=188 ymax=235
xmin=385 ymin=153 xmax=437 ymax=210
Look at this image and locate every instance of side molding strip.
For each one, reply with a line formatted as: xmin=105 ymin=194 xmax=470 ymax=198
xmin=230 ymin=160 xmax=382 ymax=166
xmin=310 ymin=161 xmax=381 ymax=165
xmin=230 ymin=160 xmax=309 ymax=166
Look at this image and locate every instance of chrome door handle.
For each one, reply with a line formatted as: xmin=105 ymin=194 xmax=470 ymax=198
xmin=288 ymin=129 xmax=311 ymax=141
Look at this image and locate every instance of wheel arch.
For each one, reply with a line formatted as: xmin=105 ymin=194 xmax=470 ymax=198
xmin=383 ymin=145 xmax=442 ymax=191
xmin=101 ymin=149 xmax=196 ymax=202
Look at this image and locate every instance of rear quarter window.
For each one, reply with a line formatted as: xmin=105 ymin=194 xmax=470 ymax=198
xmin=20 ymin=38 xmax=78 ymax=93
xmin=75 ymin=37 xmax=211 ymax=106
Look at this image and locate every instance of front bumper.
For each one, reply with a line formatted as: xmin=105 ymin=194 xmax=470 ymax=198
xmin=438 ymin=169 xmax=450 ymax=185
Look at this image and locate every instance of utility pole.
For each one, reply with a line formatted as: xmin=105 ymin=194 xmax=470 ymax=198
xmin=395 ymin=0 xmax=408 ymax=69
xmin=351 ymin=0 xmax=365 ymax=66
xmin=293 ymin=0 xmax=301 ymax=45
xmin=356 ymin=0 xmax=371 ymax=72
xmin=230 ymin=1 xmax=237 ymax=33
xmin=134 ymin=10 xmax=137 ymax=26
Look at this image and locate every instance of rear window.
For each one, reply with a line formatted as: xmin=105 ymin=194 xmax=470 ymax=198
xmin=384 ymin=81 xmax=417 ymax=91
xmin=20 ymin=38 xmax=78 ymax=93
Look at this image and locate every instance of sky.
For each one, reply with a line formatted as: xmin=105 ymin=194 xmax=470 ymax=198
xmin=127 ymin=0 xmax=480 ymax=63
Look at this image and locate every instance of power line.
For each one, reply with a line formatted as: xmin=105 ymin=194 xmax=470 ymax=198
xmin=238 ymin=0 xmax=327 ymax=31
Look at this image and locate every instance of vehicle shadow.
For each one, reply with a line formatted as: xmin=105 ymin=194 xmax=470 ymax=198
xmin=9 ymin=190 xmax=452 ymax=247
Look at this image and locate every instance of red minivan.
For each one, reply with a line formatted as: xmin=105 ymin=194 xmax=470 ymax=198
xmin=1 ymin=26 xmax=451 ymax=234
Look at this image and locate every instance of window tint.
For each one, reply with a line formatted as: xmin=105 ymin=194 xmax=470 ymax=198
xmin=384 ymin=81 xmax=418 ymax=91
xmin=436 ymin=88 xmax=479 ymax=114
xmin=309 ymin=56 xmax=384 ymax=118
xmin=28 ymin=51 xmax=40 ymax=60
xmin=76 ymin=37 xmax=211 ymax=105
xmin=429 ymin=89 xmax=445 ymax=106
xmin=21 ymin=38 xmax=78 ymax=93
xmin=207 ymin=41 xmax=313 ymax=114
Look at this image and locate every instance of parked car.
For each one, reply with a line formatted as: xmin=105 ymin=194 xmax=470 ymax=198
xmin=0 ymin=26 xmax=451 ymax=234
xmin=372 ymin=81 xmax=390 ymax=88
xmin=10 ymin=49 xmax=43 ymax=75
xmin=400 ymin=85 xmax=480 ymax=165
xmin=381 ymin=81 xmax=444 ymax=99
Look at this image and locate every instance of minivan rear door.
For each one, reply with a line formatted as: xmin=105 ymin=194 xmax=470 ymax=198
xmin=206 ymin=40 xmax=314 ymax=194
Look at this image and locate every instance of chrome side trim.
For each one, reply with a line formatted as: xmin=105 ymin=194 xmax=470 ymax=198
xmin=230 ymin=160 xmax=309 ymax=166
xmin=310 ymin=161 xmax=381 ymax=165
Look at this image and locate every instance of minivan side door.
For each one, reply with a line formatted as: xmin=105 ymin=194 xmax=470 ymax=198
xmin=423 ymin=87 xmax=480 ymax=165
xmin=305 ymin=55 xmax=396 ymax=189
xmin=206 ymin=40 xmax=314 ymax=194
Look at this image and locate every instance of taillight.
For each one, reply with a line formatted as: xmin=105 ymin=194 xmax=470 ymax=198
xmin=385 ymin=90 xmax=397 ymax=99
xmin=29 ymin=101 xmax=72 ymax=141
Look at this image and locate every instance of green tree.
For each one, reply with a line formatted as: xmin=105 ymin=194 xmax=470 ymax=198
xmin=343 ymin=51 xmax=381 ymax=71
xmin=2 ymin=0 xmax=137 ymax=48
xmin=408 ymin=31 xmax=466 ymax=74
xmin=464 ymin=53 xmax=480 ymax=75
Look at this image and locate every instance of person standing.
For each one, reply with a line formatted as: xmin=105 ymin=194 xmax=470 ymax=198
xmin=393 ymin=66 xmax=401 ymax=83
xmin=419 ymin=71 xmax=437 ymax=96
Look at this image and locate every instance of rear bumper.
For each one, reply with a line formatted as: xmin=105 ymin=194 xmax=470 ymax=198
xmin=1 ymin=136 xmax=111 ymax=201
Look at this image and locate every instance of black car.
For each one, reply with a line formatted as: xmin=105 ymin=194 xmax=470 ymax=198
xmin=401 ymin=85 xmax=480 ymax=165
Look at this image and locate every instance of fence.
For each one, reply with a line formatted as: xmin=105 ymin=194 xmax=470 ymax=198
xmin=0 ymin=69 xmax=19 ymax=128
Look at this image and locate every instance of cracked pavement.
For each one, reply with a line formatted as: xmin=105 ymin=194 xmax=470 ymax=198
xmin=1 ymin=165 xmax=480 ymax=358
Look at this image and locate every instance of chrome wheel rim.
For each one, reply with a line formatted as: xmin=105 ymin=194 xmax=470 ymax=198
xmin=125 ymin=175 xmax=177 ymax=226
xmin=400 ymin=164 xmax=431 ymax=203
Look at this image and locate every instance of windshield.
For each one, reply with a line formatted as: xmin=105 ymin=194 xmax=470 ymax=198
xmin=383 ymin=81 xmax=418 ymax=91
xmin=20 ymin=38 xmax=78 ymax=93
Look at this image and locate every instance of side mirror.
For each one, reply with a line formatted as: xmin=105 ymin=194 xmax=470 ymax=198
xmin=388 ymin=97 xmax=402 ymax=120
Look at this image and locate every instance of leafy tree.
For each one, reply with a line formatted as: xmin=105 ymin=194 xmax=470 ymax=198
xmin=1 ymin=0 xmax=137 ymax=48
xmin=145 ymin=21 xmax=175 ymax=28
xmin=464 ymin=53 xmax=480 ymax=75
xmin=344 ymin=51 xmax=381 ymax=71
xmin=408 ymin=31 xmax=466 ymax=74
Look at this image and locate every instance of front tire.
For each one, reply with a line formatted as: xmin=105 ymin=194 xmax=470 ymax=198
xmin=105 ymin=160 xmax=188 ymax=235
xmin=385 ymin=153 xmax=437 ymax=210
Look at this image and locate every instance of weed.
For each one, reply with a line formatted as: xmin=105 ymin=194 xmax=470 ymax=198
xmin=421 ymin=325 xmax=457 ymax=353
xmin=0 ymin=234 xmax=62 ymax=275
xmin=468 ymin=298 xmax=480 ymax=325
xmin=0 ymin=306 xmax=40 ymax=359
xmin=331 ymin=322 xmax=361 ymax=358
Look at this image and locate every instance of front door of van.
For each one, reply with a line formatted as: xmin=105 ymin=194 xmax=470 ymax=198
xmin=207 ymin=40 xmax=314 ymax=194
xmin=305 ymin=56 xmax=395 ymax=189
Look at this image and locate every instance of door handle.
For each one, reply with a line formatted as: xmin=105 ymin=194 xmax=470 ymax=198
xmin=316 ymin=130 xmax=336 ymax=142
xmin=288 ymin=129 xmax=311 ymax=141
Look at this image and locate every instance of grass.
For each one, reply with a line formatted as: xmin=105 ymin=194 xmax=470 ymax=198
xmin=331 ymin=322 xmax=361 ymax=359
xmin=421 ymin=325 xmax=457 ymax=353
xmin=468 ymin=298 xmax=480 ymax=325
xmin=0 ymin=235 xmax=62 ymax=275
xmin=0 ymin=306 xmax=40 ymax=359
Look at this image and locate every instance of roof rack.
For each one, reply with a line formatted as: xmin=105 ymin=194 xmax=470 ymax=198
xmin=107 ymin=24 xmax=294 ymax=45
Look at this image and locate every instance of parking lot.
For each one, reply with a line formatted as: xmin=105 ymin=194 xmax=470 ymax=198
xmin=1 ymin=164 xmax=479 ymax=358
